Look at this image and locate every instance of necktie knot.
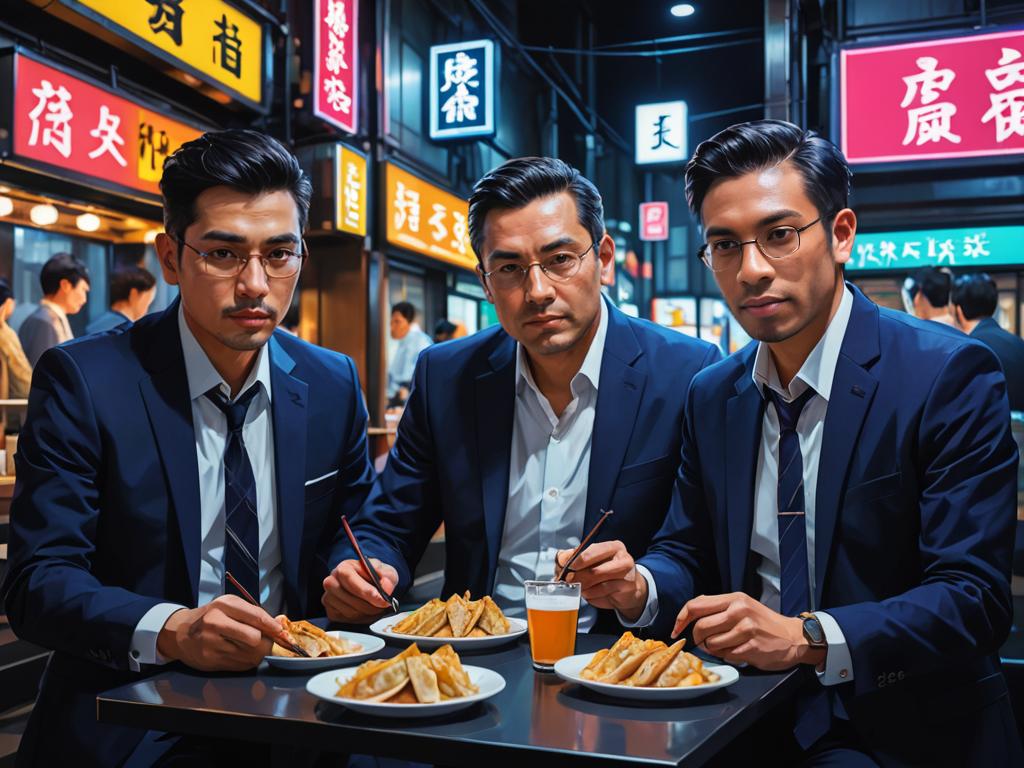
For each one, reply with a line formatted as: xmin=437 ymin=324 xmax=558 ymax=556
xmin=767 ymin=386 xmax=816 ymax=433
xmin=205 ymin=385 xmax=260 ymax=433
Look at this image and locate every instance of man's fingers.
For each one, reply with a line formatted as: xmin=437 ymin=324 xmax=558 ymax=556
xmin=691 ymin=610 xmax=740 ymax=647
xmin=336 ymin=561 xmax=391 ymax=608
xmin=567 ymin=541 xmax=623 ymax=571
xmin=213 ymin=596 xmax=285 ymax=639
xmin=572 ymin=559 xmax=633 ymax=588
xmin=581 ymin=578 xmax=631 ymax=602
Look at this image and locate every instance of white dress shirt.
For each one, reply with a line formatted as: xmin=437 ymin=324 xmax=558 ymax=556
xmin=387 ymin=324 xmax=432 ymax=397
xmin=635 ymin=287 xmax=854 ymax=686
xmin=493 ymin=301 xmax=604 ymax=630
xmin=40 ymin=299 xmax=73 ymax=342
xmin=127 ymin=306 xmax=282 ymax=669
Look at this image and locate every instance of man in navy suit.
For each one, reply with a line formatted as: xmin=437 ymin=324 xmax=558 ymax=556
xmin=322 ymin=157 xmax=720 ymax=633
xmin=570 ymin=120 xmax=1021 ymax=766
xmin=1 ymin=130 xmax=374 ymax=766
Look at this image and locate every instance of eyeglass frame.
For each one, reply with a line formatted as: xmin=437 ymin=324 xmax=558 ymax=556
xmin=478 ymin=241 xmax=598 ymax=289
xmin=697 ymin=216 xmax=825 ymax=272
xmin=173 ymin=236 xmax=308 ymax=279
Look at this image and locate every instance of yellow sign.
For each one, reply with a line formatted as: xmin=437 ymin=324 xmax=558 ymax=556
xmin=336 ymin=146 xmax=367 ymax=236
xmin=137 ymin=108 xmax=204 ymax=187
xmin=63 ymin=0 xmax=264 ymax=106
xmin=385 ymin=163 xmax=475 ymax=271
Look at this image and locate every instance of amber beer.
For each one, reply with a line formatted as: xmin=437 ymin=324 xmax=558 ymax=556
xmin=525 ymin=580 xmax=581 ymax=671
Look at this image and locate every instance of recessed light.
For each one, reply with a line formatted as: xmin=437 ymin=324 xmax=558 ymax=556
xmin=671 ymin=3 xmax=696 ymax=17
xmin=0 ymin=197 xmax=12 ymax=217
xmin=30 ymin=203 xmax=59 ymax=226
xmin=76 ymin=213 xmax=101 ymax=232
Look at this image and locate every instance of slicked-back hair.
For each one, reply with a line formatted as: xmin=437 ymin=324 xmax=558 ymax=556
xmin=912 ymin=266 xmax=952 ymax=309
xmin=40 ymin=252 xmax=89 ymax=295
xmin=952 ymin=273 xmax=998 ymax=320
xmin=685 ymin=119 xmax=852 ymax=228
xmin=468 ymin=157 xmax=604 ymax=261
xmin=160 ymin=129 xmax=312 ymax=251
xmin=109 ymin=265 xmax=157 ymax=304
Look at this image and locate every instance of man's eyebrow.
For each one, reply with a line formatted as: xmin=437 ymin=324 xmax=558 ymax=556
xmin=704 ymin=210 xmax=807 ymax=238
xmin=199 ymin=230 xmax=246 ymax=243
xmin=486 ymin=237 xmax=581 ymax=262
xmin=539 ymin=236 xmax=578 ymax=252
xmin=485 ymin=249 xmax=523 ymax=263
xmin=263 ymin=233 xmax=300 ymax=245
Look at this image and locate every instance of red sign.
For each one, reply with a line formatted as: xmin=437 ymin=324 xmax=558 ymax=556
xmin=639 ymin=202 xmax=669 ymax=241
xmin=840 ymin=29 xmax=1024 ymax=164
xmin=12 ymin=53 xmax=202 ymax=197
xmin=313 ymin=0 xmax=358 ymax=134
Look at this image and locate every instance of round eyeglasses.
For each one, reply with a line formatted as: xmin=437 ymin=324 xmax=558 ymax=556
xmin=480 ymin=242 xmax=596 ymax=291
xmin=698 ymin=218 xmax=822 ymax=273
xmin=175 ymin=238 xmax=307 ymax=279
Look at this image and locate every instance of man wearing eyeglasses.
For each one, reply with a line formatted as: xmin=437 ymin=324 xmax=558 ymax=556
xmin=576 ymin=120 xmax=1021 ymax=765
xmin=2 ymin=129 xmax=375 ymax=766
xmin=323 ymin=156 xmax=721 ymax=633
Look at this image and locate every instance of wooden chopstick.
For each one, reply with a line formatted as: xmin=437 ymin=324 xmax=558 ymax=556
xmin=341 ymin=515 xmax=400 ymax=614
xmin=225 ymin=571 xmax=310 ymax=658
xmin=556 ymin=509 xmax=615 ymax=582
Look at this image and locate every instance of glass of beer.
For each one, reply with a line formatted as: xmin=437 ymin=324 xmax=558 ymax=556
xmin=525 ymin=580 xmax=580 ymax=672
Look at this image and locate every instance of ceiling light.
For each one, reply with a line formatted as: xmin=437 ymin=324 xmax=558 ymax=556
xmin=76 ymin=213 xmax=101 ymax=232
xmin=670 ymin=3 xmax=696 ymax=17
xmin=0 ymin=197 xmax=12 ymax=217
xmin=144 ymin=229 xmax=160 ymax=244
xmin=30 ymin=203 xmax=59 ymax=226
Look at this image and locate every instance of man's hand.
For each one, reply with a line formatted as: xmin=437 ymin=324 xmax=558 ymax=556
xmin=322 ymin=558 xmax=400 ymax=622
xmin=554 ymin=540 xmax=648 ymax=621
xmin=155 ymin=595 xmax=283 ymax=672
xmin=673 ymin=592 xmax=825 ymax=671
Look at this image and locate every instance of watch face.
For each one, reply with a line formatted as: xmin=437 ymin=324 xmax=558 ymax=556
xmin=803 ymin=617 xmax=825 ymax=646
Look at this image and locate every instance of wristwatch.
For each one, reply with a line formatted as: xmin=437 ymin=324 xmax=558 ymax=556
xmin=799 ymin=611 xmax=826 ymax=648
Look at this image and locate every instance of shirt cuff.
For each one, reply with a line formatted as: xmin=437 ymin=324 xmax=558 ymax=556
xmin=814 ymin=611 xmax=854 ymax=686
xmin=615 ymin=564 xmax=659 ymax=628
xmin=129 ymin=602 xmax=187 ymax=671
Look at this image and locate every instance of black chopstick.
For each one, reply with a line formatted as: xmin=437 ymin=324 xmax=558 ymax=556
xmin=225 ymin=570 xmax=310 ymax=658
xmin=556 ymin=509 xmax=615 ymax=582
xmin=341 ymin=515 xmax=400 ymax=614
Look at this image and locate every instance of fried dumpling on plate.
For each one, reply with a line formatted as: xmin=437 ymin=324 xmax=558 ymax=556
xmin=581 ymin=632 xmax=640 ymax=680
xmin=476 ymin=596 xmax=510 ymax=635
xmin=599 ymin=639 xmax=663 ymax=683
xmin=338 ymin=644 xmax=419 ymax=700
xmin=406 ymin=653 xmax=441 ymax=703
xmin=392 ymin=599 xmax=448 ymax=636
xmin=430 ymin=644 xmax=478 ymax=699
xmin=623 ymin=639 xmax=685 ymax=686
xmin=272 ymin=618 xmax=361 ymax=658
xmin=446 ymin=593 xmax=485 ymax=637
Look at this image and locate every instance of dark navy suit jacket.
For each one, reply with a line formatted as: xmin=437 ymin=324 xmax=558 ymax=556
xmin=640 ymin=285 xmax=1021 ymax=765
xmin=1 ymin=301 xmax=375 ymax=767
xmin=971 ymin=316 xmax=1024 ymax=412
xmin=340 ymin=300 xmax=721 ymax=633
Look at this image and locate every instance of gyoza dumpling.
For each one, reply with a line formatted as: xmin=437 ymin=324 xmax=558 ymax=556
xmin=623 ymin=639 xmax=684 ymax=686
xmin=446 ymin=593 xmax=485 ymax=637
xmin=598 ymin=639 xmax=663 ymax=683
xmin=406 ymin=653 xmax=440 ymax=703
xmin=338 ymin=644 xmax=418 ymax=700
xmin=476 ymin=596 xmax=510 ymax=635
xmin=430 ymin=644 xmax=479 ymax=699
xmin=581 ymin=632 xmax=640 ymax=680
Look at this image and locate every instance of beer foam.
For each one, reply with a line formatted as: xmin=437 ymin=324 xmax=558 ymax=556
xmin=525 ymin=595 xmax=580 ymax=611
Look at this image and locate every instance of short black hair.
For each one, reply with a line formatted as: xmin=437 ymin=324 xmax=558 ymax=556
xmin=685 ymin=119 xmax=852 ymax=228
xmin=40 ymin=253 xmax=89 ymax=295
xmin=0 ymin=278 xmax=12 ymax=306
xmin=912 ymin=266 xmax=952 ymax=309
xmin=952 ymin=273 xmax=998 ymax=320
xmin=392 ymin=301 xmax=416 ymax=322
xmin=468 ymin=157 xmax=604 ymax=260
xmin=434 ymin=319 xmax=457 ymax=338
xmin=109 ymin=265 xmax=156 ymax=304
xmin=160 ymin=129 xmax=312 ymax=249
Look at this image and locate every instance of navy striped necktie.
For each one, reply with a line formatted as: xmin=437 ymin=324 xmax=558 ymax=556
xmin=767 ymin=386 xmax=816 ymax=617
xmin=206 ymin=385 xmax=261 ymax=604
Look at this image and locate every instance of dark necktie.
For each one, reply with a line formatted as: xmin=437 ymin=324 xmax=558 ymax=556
xmin=767 ymin=386 xmax=816 ymax=617
xmin=205 ymin=385 xmax=261 ymax=604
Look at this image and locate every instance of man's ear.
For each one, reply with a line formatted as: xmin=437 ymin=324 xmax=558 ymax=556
xmin=597 ymin=233 xmax=615 ymax=286
xmin=830 ymin=209 xmax=856 ymax=267
xmin=155 ymin=233 xmax=181 ymax=287
xmin=476 ymin=264 xmax=494 ymax=304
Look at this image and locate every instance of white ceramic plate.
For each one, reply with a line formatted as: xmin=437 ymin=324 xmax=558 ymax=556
xmin=264 ymin=631 xmax=385 ymax=671
xmin=554 ymin=652 xmax=739 ymax=701
xmin=306 ymin=664 xmax=505 ymax=718
xmin=369 ymin=613 xmax=528 ymax=650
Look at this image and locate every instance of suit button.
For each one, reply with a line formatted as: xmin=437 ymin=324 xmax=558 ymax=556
xmin=839 ymin=669 xmax=848 ymax=679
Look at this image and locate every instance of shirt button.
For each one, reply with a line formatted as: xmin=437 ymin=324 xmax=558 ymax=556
xmin=839 ymin=669 xmax=848 ymax=679
xmin=547 ymin=488 xmax=559 ymax=499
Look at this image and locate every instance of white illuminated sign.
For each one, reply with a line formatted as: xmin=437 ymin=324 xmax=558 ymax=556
xmin=635 ymin=100 xmax=687 ymax=165
xmin=429 ymin=39 xmax=497 ymax=140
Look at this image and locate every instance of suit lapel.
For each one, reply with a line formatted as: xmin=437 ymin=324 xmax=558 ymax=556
xmin=476 ymin=335 xmax=516 ymax=594
xmin=585 ymin=304 xmax=645 ymax=533
xmin=726 ymin=355 xmax=765 ymax=594
xmin=814 ymin=287 xmax=880 ymax=605
xmin=137 ymin=302 xmax=202 ymax=605
xmin=268 ymin=338 xmax=309 ymax=616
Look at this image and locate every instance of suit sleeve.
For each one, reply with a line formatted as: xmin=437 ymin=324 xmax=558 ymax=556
xmin=638 ymin=377 xmax=722 ymax=639
xmin=1 ymin=347 xmax=164 ymax=670
xmin=827 ymin=342 xmax=1017 ymax=696
xmin=21 ymin=317 xmax=59 ymax=369
xmin=332 ymin=350 xmax=441 ymax=594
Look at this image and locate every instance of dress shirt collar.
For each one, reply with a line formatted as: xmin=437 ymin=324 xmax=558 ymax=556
xmin=515 ymin=296 xmax=608 ymax=399
xmin=752 ymin=284 xmax=854 ymax=402
xmin=40 ymin=299 xmax=68 ymax=323
xmin=177 ymin=303 xmax=273 ymax=403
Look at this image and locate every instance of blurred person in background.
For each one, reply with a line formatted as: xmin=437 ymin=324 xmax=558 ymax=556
xmin=0 ymin=278 xmax=34 ymax=402
xmin=86 ymin=264 xmax=157 ymax=334
xmin=18 ymin=252 xmax=90 ymax=366
xmin=433 ymin=318 xmax=458 ymax=343
xmin=952 ymin=272 xmax=1024 ymax=412
xmin=386 ymin=300 xmax=431 ymax=406
xmin=907 ymin=266 xmax=957 ymax=328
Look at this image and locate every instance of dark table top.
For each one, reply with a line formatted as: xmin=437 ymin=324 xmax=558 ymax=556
xmin=97 ymin=633 xmax=802 ymax=767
